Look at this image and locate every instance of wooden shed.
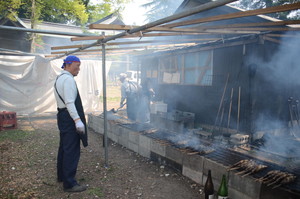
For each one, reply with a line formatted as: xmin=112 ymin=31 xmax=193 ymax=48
xmin=135 ymin=0 xmax=300 ymax=136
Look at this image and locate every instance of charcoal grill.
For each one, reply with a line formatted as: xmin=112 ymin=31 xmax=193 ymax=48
xmin=204 ymin=147 xmax=300 ymax=193
xmin=103 ymin=114 xmax=300 ymax=194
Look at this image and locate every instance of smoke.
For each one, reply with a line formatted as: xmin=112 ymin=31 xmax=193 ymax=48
xmin=165 ymin=130 xmax=219 ymax=151
xmin=251 ymin=33 xmax=300 ymax=89
xmin=254 ymin=113 xmax=287 ymax=132
xmin=248 ymin=33 xmax=300 ymax=161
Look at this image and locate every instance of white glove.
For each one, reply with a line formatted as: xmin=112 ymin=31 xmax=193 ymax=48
xmin=75 ymin=119 xmax=85 ymax=134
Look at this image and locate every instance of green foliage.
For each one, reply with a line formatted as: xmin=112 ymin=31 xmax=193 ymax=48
xmin=0 ymin=0 xmax=22 ymax=20
xmin=16 ymin=0 xmax=89 ymax=25
xmin=0 ymin=130 xmax=31 ymax=142
xmin=0 ymin=0 xmax=133 ymax=25
xmin=233 ymin=0 xmax=300 ymax=20
xmin=87 ymin=0 xmax=131 ymax=23
xmin=88 ymin=187 xmax=104 ymax=197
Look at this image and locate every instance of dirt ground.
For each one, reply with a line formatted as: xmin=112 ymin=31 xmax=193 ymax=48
xmin=0 ymin=85 xmax=205 ymax=199
xmin=0 ymin=114 xmax=204 ymax=199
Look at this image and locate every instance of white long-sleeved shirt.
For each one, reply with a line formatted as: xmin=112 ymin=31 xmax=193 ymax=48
xmin=54 ymin=70 xmax=80 ymax=121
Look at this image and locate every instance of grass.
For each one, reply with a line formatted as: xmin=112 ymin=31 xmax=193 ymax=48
xmin=88 ymin=187 xmax=104 ymax=198
xmin=99 ymin=96 xmax=121 ymax=103
xmin=0 ymin=129 xmax=31 ymax=142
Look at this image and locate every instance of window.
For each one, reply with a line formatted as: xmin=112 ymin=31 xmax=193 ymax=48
xmin=158 ymin=50 xmax=213 ymax=86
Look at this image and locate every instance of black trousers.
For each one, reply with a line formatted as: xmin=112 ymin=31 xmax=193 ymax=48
xmin=57 ymin=109 xmax=80 ymax=189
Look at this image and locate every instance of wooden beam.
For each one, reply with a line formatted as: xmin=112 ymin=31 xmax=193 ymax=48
xmin=51 ymin=38 xmax=218 ymax=50
xmin=192 ymin=20 xmax=300 ymax=29
xmin=266 ymin=33 xmax=300 ymax=38
xmin=163 ymin=2 xmax=300 ymax=28
xmin=89 ymin=24 xmax=201 ymax=32
xmin=89 ymin=23 xmax=263 ymax=34
xmin=51 ymin=46 xmax=146 ymax=54
xmin=72 ymin=20 xmax=300 ymax=43
xmin=221 ymin=27 xmax=300 ymax=31
xmin=51 ymin=0 xmax=238 ymax=59
xmin=70 ymin=32 xmax=210 ymax=41
xmin=263 ymin=35 xmax=282 ymax=44
xmin=51 ymin=43 xmax=198 ymax=54
xmin=142 ymin=38 xmax=259 ymax=58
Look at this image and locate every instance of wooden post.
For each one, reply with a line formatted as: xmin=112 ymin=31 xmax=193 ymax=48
xmin=214 ymin=74 xmax=230 ymax=129
xmin=237 ymin=86 xmax=241 ymax=131
xmin=227 ymin=88 xmax=234 ymax=132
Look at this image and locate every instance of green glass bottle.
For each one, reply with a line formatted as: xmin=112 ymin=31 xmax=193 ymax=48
xmin=204 ymin=170 xmax=214 ymax=199
xmin=217 ymin=174 xmax=228 ymax=199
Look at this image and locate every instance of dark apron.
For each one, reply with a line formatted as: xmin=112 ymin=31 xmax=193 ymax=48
xmin=55 ymin=75 xmax=88 ymax=147
xmin=74 ymin=91 xmax=88 ymax=147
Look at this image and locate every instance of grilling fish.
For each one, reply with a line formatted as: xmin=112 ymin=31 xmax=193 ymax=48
xmin=258 ymin=170 xmax=296 ymax=188
xmin=241 ymin=164 xmax=268 ymax=177
xmin=272 ymin=175 xmax=296 ymax=189
xmin=228 ymin=159 xmax=267 ymax=177
xmin=228 ymin=159 xmax=251 ymax=171
xmin=234 ymin=160 xmax=267 ymax=176
xmin=267 ymin=172 xmax=291 ymax=186
xmin=263 ymin=171 xmax=288 ymax=184
xmin=256 ymin=170 xmax=281 ymax=182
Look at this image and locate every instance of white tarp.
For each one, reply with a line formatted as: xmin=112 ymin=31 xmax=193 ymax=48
xmin=0 ymin=55 xmax=111 ymax=115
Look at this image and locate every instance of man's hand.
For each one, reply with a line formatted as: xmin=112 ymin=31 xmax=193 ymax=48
xmin=75 ymin=119 xmax=85 ymax=134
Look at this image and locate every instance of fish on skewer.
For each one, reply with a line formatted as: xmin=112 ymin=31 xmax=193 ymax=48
xmin=235 ymin=160 xmax=267 ymax=176
xmin=228 ymin=159 xmax=267 ymax=177
xmin=235 ymin=160 xmax=257 ymax=175
xmin=267 ymin=173 xmax=296 ymax=187
xmin=256 ymin=170 xmax=281 ymax=182
xmin=228 ymin=159 xmax=251 ymax=171
xmin=241 ymin=164 xmax=268 ymax=177
xmin=263 ymin=171 xmax=289 ymax=184
xmin=271 ymin=175 xmax=296 ymax=189
xmin=266 ymin=172 xmax=290 ymax=186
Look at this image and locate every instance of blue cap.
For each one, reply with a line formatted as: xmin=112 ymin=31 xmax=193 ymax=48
xmin=61 ymin=55 xmax=80 ymax=68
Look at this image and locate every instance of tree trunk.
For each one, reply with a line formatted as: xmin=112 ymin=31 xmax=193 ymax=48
xmin=30 ymin=0 xmax=36 ymax=53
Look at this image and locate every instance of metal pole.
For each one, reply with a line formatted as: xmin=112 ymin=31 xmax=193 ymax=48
xmin=0 ymin=25 xmax=95 ymax=37
xmin=101 ymin=32 xmax=109 ymax=168
xmin=50 ymin=0 xmax=237 ymax=60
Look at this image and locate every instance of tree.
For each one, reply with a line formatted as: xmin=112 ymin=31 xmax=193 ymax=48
xmin=142 ymin=0 xmax=183 ymax=22
xmin=17 ymin=0 xmax=89 ymax=25
xmin=0 ymin=0 xmax=22 ymax=20
xmin=87 ymin=0 xmax=131 ymax=23
xmin=0 ymin=0 xmax=132 ymax=52
xmin=232 ymin=0 xmax=300 ymax=20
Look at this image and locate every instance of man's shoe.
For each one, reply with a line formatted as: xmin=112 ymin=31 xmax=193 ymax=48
xmin=64 ymin=184 xmax=87 ymax=192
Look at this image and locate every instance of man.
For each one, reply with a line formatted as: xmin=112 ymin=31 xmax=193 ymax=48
xmin=119 ymin=73 xmax=140 ymax=121
xmin=54 ymin=55 xmax=88 ymax=192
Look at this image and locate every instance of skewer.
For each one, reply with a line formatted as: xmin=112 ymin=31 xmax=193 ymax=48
xmin=236 ymin=168 xmax=252 ymax=175
xmin=256 ymin=170 xmax=281 ymax=182
xmin=242 ymin=165 xmax=267 ymax=177
xmin=263 ymin=171 xmax=287 ymax=184
xmin=271 ymin=175 xmax=296 ymax=189
xmin=267 ymin=173 xmax=290 ymax=187
xmin=187 ymin=151 xmax=200 ymax=155
xmin=227 ymin=159 xmax=250 ymax=170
